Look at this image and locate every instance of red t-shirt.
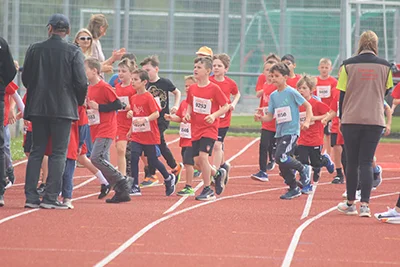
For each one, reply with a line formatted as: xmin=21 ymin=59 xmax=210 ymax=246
xmin=129 ymin=91 xmax=161 ymax=145
xmin=392 ymin=83 xmax=400 ymax=99
xmin=115 ymin=83 xmax=136 ymax=131
xmin=286 ymin=74 xmax=301 ymax=88
xmin=87 ymin=80 xmax=118 ymax=141
xmin=79 ymin=105 xmax=88 ymax=125
xmin=329 ymin=92 xmax=341 ymax=134
xmin=259 ymin=83 xmax=276 ymax=132
xmin=314 ymin=76 xmax=338 ymax=107
xmin=175 ymin=100 xmax=191 ymax=147
xmin=298 ymin=98 xmax=330 ymax=146
xmin=186 ymin=82 xmax=228 ymax=141
xmin=255 ymin=74 xmax=266 ymax=92
xmin=4 ymin=82 xmax=18 ymax=126
xmin=209 ymin=76 xmax=239 ymax=128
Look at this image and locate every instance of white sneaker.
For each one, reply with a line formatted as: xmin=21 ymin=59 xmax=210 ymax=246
xmin=337 ymin=201 xmax=358 ymax=215
xmin=63 ymin=199 xmax=74 ymax=209
xmin=374 ymin=207 xmax=400 ymax=221
xmin=341 ymin=190 xmax=360 ymax=200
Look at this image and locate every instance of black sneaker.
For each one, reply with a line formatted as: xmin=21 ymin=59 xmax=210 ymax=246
xmin=6 ymin=167 xmax=15 ymax=184
xmin=313 ymin=168 xmax=321 ymax=183
xmin=106 ymin=179 xmax=131 ymax=203
xmin=164 ymin=174 xmax=176 ymax=196
xmin=24 ymin=201 xmax=41 ymax=209
xmin=331 ymin=176 xmax=344 ymax=184
xmin=37 ymin=183 xmax=46 ymax=197
xmin=40 ymin=201 xmax=69 ymax=210
xmin=0 ymin=195 xmax=4 ymax=207
xmin=280 ymin=187 xmax=301 ymax=200
xmin=129 ymin=185 xmax=142 ymax=196
xmin=98 ymin=184 xmax=111 ymax=199
xmin=214 ymin=168 xmax=227 ymax=195
xmin=195 ymin=186 xmax=216 ymax=201
xmin=220 ymin=162 xmax=231 ymax=185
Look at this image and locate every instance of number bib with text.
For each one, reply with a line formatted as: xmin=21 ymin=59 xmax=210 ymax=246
xmin=132 ymin=117 xmax=151 ymax=132
xmin=300 ymin=111 xmax=314 ymax=125
xmin=275 ymin=106 xmax=292 ymax=124
xmin=179 ymin=122 xmax=191 ymax=139
xmin=87 ymin=109 xmax=100 ymax=126
xmin=193 ymin=96 xmax=212 ymax=115
xmin=316 ymin=85 xmax=331 ymax=98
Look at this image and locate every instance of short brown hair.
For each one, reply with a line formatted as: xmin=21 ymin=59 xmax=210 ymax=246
xmin=297 ymin=74 xmax=316 ymax=90
xmin=213 ymin=53 xmax=231 ymax=69
xmin=357 ymin=30 xmax=378 ymax=55
xmin=133 ymin=69 xmax=150 ymax=82
xmin=270 ymin=62 xmax=290 ymax=76
xmin=265 ymin=53 xmax=280 ymax=63
xmin=84 ymin=57 xmax=101 ymax=74
xmin=194 ymin=56 xmax=213 ymax=70
xmin=87 ymin=14 xmax=108 ymax=39
xmin=118 ymin=58 xmax=137 ymax=72
xmin=140 ymin=55 xmax=160 ymax=68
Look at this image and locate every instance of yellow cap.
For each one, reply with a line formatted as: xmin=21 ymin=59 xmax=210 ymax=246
xmin=195 ymin=46 xmax=213 ymax=57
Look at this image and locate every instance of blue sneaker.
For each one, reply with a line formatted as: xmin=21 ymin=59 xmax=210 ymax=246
xmin=251 ymin=170 xmax=269 ymax=182
xmin=280 ymin=187 xmax=301 ymax=200
xmin=301 ymin=184 xmax=313 ymax=195
xmin=299 ymin=165 xmax=311 ymax=187
xmin=372 ymin=165 xmax=382 ymax=189
xmin=322 ymin=153 xmax=335 ymax=174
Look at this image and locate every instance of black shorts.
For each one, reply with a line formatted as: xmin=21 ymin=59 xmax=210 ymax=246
xmin=324 ymin=122 xmax=331 ymax=136
xmin=23 ymin=131 xmax=33 ymax=153
xmin=330 ymin=133 xmax=340 ymax=147
xmin=181 ymin=147 xmax=194 ymax=166
xmin=297 ymin=145 xmax=324 ymax=167
xmin=217 ymin=127 xmax=229 ymax=142
xmin=192 ymin=137 xmax=215 ymax=157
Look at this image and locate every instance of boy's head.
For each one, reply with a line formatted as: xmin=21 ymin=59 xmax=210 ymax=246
xmin=132 ymin=69 xmax=150 ymax=89
xmin=140 ymin=55 xmax=160 ymax=80
xmin=297 ymin=74 xmax=316 ymax=98
xmin=269 ymin=62 xmax=290 ymax=87
xmin=193 ymin=56 xmax=213 ymax=80
xmin=118 ymin=58 xmax=137 ymax=82
xmin=318 ymin=58 xmax=332 ymax=78
xmin=265 ymin=53 xmax=280 ymax=64
xmin=263 ymin=60 xmax=277 ymax=83
xmin=212 ymin=53 xmax=230 ymax=76
xmin=184 ymin=75 xmax=196 ymax=92
xmin=196 ymin=46 xmax=213 ymax=57
xmin=121 ymin=53 xmax=137 ymax=63
xmin=84 ymin=57 xmax=101 ymax=81
xmin=281 ymin=54 xmax=296 ymax=75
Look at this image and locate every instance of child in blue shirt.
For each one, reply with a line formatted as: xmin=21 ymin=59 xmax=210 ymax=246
xmin=255 ymin=63 xmax=313 ymax=199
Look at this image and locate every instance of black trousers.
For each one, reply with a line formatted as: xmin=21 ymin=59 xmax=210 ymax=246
xmin=0 ymin=100 xmax=5 ymax=195
xmin=149 ymin=123 xmax=177 ymax=175
xmin=259 ymin=129 xmax=275 ymax=172
xmin=341 ymin=124 xmax=383 ymax=203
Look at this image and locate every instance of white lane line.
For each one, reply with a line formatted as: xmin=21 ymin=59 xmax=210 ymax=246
xmin=163 ymin=181 xmax=204 ymax=214
xmin=162 ymin=137 xmax=260 ymax=214
xmin=167 ymin=138 xmax=179 ymax=145
xmin=281 ymin=190 xmax=400 ymax=267
xmin=12 ymin=159 xmax=28 ymax=167
xmin=300 ymin=182 xmax=318 ymax=220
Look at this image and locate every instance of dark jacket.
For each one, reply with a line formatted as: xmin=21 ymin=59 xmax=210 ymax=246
xmin=0 ymin=37 xmax=17 ymax=98
xmin=22 ymin=34 xmax=87 ymax=121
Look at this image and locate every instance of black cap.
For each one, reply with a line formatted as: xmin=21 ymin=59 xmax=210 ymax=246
xmin=47 ymin=14 xmax=70 ymax=29
xmin=281 ymin=54 xmax=295 ymax=63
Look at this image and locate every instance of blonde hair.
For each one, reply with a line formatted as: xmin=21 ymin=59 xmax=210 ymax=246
xmin=118 ymin=58 xmax=137 ymax=72
xmin=297 ymin=74 xmax=317 ymax=90
xmin=319 ymin=58 xmax=332 ymax=66
xmin=184 ymin=75 xmax=196 ymax=83
xmin=74 ymin=28 xmax=93 ymax=58
xmin=357 ymin=30 xmax=378 ymax=55
xmin=213 ymin=53 xmax=231 ymax=69
xmin=265 ymin=53 xmax=280 ymax=63
xmin=84 ymin=57 xmax=101 ymax=75
xmin=87 ymin=14 xmax=109 ymax=39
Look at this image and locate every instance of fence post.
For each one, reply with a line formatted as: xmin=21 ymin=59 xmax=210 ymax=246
xmin=279 ymin=0 xmax=287 ymax=56
xmin=124 ymin=0 xmax=130 ymax=51
xmin=114 ymin=0 xmax=121 ymax=50
xmin=239 ymin=0 xmax=247 ymax=94
xmin=2 ymin=0 xmax=9 ymax=39
xmin=167 ymin=0 xmax=175 ymax=81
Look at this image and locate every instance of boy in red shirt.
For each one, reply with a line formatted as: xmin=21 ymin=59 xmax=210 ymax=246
xmin=85 ymin=57 xmax=131 ymax=203
xmin=255 ymin=54 xmax=280 ymax=96
xmin=281 ymin=54 xmax=301 ymax=88
xmin=210 ymin=54 xmax=241 ymax=182
xmin=184 ymin=57 xmax=229 ymax=201
xmin=252 ymin=60 xmax=277 ymax=181
xmin=126 ymin=69 xmax=176 ymax=196
xmin=296 ymin=75 xmax=334 ymax=181
xmin=165 ymin=75 xmax=197 ymax=196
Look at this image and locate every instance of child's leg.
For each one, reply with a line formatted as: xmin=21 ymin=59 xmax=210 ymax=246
xmin=41 ymin=155 xmax=49 ymax=184
xmin=116 ymin=140 xmax=128 ymax=176
xmin=125 ymin=141 xmax=132 ymax=177
xmin=77 ymin=154 xmax=109 ymax=185
xmin=158 ymin=124 xmax=178 ymax=169
xmin=323 ymin=123 xmax=331 ymax=155
xmin=258 ymin=129 xmax=271 ymax=172
xmin=212 ymin=141 xmax=224 ymax=168
xmin=181 ymin=147 xmax=194 ymax=187
xmin=84 ymin=125 xmax=93 ymax=158
xmin=130 ymin=142 xmax=142 ymax=187
xmin=195 ymin=152 xmax=212 ymax=186
xmin=61 ymin=159 xmax=76 ymax=200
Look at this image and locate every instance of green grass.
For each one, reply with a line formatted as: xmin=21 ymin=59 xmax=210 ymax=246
xmin=11 ymin=135 xmax=26 ymax=161
xmin=391 ymin=116 xmax=400 ymax=133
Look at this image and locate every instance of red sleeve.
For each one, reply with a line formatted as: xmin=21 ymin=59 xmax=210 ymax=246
xmin=104 ymin=84 xmax=118 ymax=103
xmin=214 ymin=84 xmax=229 ymax=106
xmin=255 ymin=74 xmax=266 ymax=91
xmin=22 ymin=93 xmax=27 ymax=104
xmin=176 ymin=101 xmax=185 ymax=118
xmin=316 ymin=101 xmax=330 ymax=115
xmin=330 ymin=95 xmax=338 ymax=112
xmin=230 ymin=79 xmax=239 ymax=95
xmin=147 ymin=93 xmax=160 ymax=113
xmin=186 ymin=86 xmax=193 ymax=108
xmin=78 ymin=106 xmax=86 ymax=126
xmin=6 ymin=81 xmax=18 ymax=95
xmin=392 ymin=83 xmax=400 ymax=99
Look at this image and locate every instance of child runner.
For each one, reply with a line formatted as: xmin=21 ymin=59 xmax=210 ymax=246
xmin=254 ymin=62 xmax=312 ymax=199
xmin=251 ymin=60 xmax=277 ymax=182
xmin=210 ymin=53 xmax=241 ymax=182
xmin=126 ymin=69 xmax=176 ymax=196
xmin=184 ymin=56 xmax=229 ymax=201
xmin=255 ymin=53 xmax=280 ymax=97
xmin=165 ymin=75 xmax=197 ymax=196
xmin=296 ymin=74 xmax=334 ymax=181
xmin=140 ymin=55 xmax=183 ymax=186
xmin=85 ymin=57 xmax=131 ymax=203
xmin=115 ymin=58 xmax=137 ymax=176
xmin=108 ymin=53 xmax=137 ymax=87
xmin=281 ymin=54 xmax=301 ymax=88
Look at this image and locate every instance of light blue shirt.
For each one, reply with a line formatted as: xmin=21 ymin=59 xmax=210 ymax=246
xmin=268 ymin=86 xmax=306 ymax=138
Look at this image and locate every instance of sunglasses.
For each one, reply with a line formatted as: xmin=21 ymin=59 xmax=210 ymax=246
xmin=79 ymin=36 xmax=92 ymax=41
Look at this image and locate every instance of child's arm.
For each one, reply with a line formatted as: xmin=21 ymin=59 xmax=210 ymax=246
xmin=392 ymin=98 xmax=400 ymax=114
xmin=183 ymin=104 xmax=192 ymax=123
xmin=321 ymin=110 xmax=337 ymax=125
xmin=301 ymin=101 xmax=313 ymax=130
xmin=254 ymin=110 xmax=273 ymax=122
xmin=88 ymin=99 xmax=123 ymax=112
xmin=132 ymin=111 xmax=159 ymax=125
xmin=230 ymin=92 xmax=241 ymax=111
xmin=256 ymin=90 xmax=263 ymax=98
xmin=205 ymin=103 xmax=229 ymax=124
xmin=164 ymin=113 xmax=182 ymax=123
xmin=312 ymin=114 xmax=328 ymax=122
xmin=170 ymin=88 xmax=181 ymax=114
xmin=11 ymin=92 xmax=25 ymax=113
xmin=384 ymin=103 xmax=392 ymax=136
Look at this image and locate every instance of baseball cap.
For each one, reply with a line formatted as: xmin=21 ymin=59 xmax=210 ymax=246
xmin=281 ymin=54 xmax=295 ymax=63
xmin=47 ymin=14 xmax=70 ymax=30
xmin=196 ymin=46 xmax=213 ymax=57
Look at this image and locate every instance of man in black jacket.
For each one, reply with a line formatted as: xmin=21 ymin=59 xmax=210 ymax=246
xmin=0 ymin=37 xmax=17 ymax=207
xmin=22 ymin=14 xmax=88 ymax=209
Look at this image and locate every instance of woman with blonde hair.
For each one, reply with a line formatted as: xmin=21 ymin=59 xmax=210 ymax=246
xmin=87 ymin=14 xmax=125 ymax=75
xmin=336 ymin=30 xmax=393 ymax=218
xmin=74 ymin=28 xmax=93 ymax=58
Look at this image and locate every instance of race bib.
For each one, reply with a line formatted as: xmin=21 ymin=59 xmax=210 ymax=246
xmin=154 ymin=97 xmax=162 ymax=110
xmin=87 ymin=109 xmax=100 ymax=126
xmin=300 ymin=111 xmax=314 ymax=125
xmin=317 ymin=86 xmax=331 ymax=98
xmin=179 ymin=122 xmax=191 ymax=139
xmin=118 ymin=96 xmax=129 ymax=110
xmin=193 ymin=96 xmax=212 ymax=115
xmin=275 ymin=106 xmax=292 ymax=124
xmin=132 ymin=117 xmax=151 ymax=132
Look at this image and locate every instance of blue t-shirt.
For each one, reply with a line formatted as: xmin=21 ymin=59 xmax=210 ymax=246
xmin=108 ymin=74 xmax=119 ymax=87
xmin=268 ymin=86 xmax=306 ymax=138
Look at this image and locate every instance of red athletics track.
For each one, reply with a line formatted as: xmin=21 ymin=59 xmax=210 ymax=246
xmin=0 ymin=135 xmax=399 ymax=267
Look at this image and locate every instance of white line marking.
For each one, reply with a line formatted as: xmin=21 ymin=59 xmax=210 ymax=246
xmin=166 ymin=138 xmax=179 ymax=145
xmin=226 ymin=137 xmax=260 ymax=164
xmin=12 ymin=159 xmax=28 ymax=167
xmin=0 ymin=209 xmax=38 ymax=225
xmin=300 ymin=182 xmax=318 ymax=220
xmin=163 ymin=181 xmax=204 ymax=214
xmin=281 ymin=190 xmax=400 ymax=267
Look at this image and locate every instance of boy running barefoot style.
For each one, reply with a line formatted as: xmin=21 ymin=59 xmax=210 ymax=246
xmin=126 ymin=69 xmax=176 ymax=196
xmin=165 ymin=75 xmax=197 ymax=196
xmin=209 ymin=54 xmax=241 ymax=183
xmin=296 ymin=75 xmax=334 ymax=182
xmin=184 ymin=57 xmax=229 ymax=201
xmin=140 ymin=55 xmax=183 ymax=187
xmin=252 ymin=60 xmax=277 ymax=182
xmin=85 ymin=57 xmax=131 ymax=203
xmin=255 ymin=63 xmax=313 ymax=199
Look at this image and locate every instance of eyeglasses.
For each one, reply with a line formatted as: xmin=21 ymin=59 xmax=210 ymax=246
xmin=79 ymin=36 xmax=92 ymax=41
